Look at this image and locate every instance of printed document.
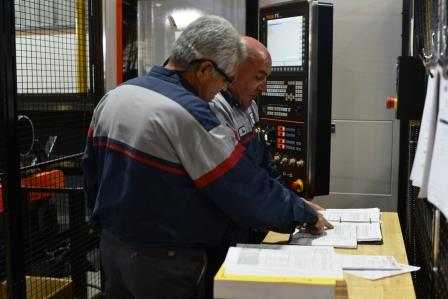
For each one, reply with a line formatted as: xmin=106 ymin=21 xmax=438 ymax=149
xmin=224 ymin=245 xmax=343 ymax=279
xmin=345 ymin=263 xmax=420 ymax=280
xmin=428 ymin=72 xmax=448 ymax=218
xmin=410 ymin=68 xmax=439 ymax=197
xmin=350 ymin=222 xmax=382 ymax=242
xmin=336 ymin=254 xmax=400 ymax=270
xmin=290 ymin=222 xmax=357 ymax=248
xmin=319 ymin=208 xmax=380 ymax=223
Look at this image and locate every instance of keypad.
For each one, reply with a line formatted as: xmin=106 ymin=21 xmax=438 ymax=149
xmin=262 ymin=80 xmax=304 ymax=102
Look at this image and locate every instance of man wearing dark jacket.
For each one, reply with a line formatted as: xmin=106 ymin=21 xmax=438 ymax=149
xmin=84 ymin=16 xmax=330 ymax=298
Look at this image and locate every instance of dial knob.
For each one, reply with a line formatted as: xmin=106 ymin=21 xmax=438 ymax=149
xmin=289 ymin=158 xmax=296 ymax=165
xmin=296 ymin=159 xmax=305 ymax=167
xmin=281 ymin=157 xmax=288 ymax=165
xmin=290 ymin=179 xmax=304 ymax=193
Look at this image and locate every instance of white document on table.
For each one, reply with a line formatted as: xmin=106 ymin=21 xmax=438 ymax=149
xmin=319 ymin=208 xmax=380 ymax=223
xmin=224 ymin=245 xmax=343 ymax=279
xmin=290 ymin=222 xmax=357 ymax=248
xmin=344 ymin=263 xmax=420 ymax=280
xmin=336 ymin=254 xmax=400 ymax=270
xmin=410 ymin=68 xmax=439 ymax=198
xmin=428 ymin=72 xmax=448 ymax=218
xmin=345 ymin=222 xmax=382 ymax=242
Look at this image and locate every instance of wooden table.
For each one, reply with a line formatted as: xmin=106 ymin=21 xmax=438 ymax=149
xmin=264 ymin=212 xmax=415 ymax=299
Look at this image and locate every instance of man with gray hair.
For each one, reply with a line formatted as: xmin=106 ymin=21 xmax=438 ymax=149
xmin=83 ymin=16 xmax=326 ymax=298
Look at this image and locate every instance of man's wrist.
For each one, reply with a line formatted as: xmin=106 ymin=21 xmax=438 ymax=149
xmin=307 ymin=210 xmax=319 ymax=226
xmin=299 ymin=199 xmax=319 ymax=226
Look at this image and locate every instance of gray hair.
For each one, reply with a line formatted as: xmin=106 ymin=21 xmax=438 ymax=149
xmin=170 ymin=15 xmax=245 ymax=75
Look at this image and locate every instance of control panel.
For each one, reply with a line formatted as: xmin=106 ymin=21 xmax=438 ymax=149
xmin=258 ymin=1 xmax=333 ymax=197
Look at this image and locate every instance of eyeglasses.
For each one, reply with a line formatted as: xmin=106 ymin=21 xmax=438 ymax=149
xmin=190 ymin=59 xmax=234 ymax=85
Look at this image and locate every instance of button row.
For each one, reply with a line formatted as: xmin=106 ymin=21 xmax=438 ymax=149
xmin=277 ymin=138 xmax=301 ymax=146
xmin=266 ymin=111 xmax=287 ymax=117
xmin=277 ymin=132 xmax=297 ymax=138
xmin=277 ymin=144 xmax=301 ymax=151
xmin=267 ymin=106 xmax=290 ymax=112
xmin=272 ymin=66 xmax=303 ymax=72
xmin=263 ymin=92 xmax=285 ymax=97
xmin=277 ymin=126 xmax=298 ymax=133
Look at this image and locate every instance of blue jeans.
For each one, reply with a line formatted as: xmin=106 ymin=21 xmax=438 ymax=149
xmin=100 ymin=232 xmax=207 ymax=299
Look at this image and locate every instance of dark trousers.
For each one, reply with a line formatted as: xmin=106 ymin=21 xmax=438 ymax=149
xmin=204 ymin=246 xmax=229 ymax=299
xmin=100 ymin=233 xmax=207 ymax=299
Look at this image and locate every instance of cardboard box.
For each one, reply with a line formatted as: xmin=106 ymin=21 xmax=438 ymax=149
xmin=0 ymin=276 xmax=72 ymax=299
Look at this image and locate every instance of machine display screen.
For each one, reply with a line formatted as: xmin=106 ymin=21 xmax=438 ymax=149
xmin=267 ymin=16 xmax=304 ymax=67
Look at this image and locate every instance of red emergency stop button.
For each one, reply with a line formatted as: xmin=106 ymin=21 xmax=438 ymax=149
xmin=386 ymin=96 xmax=397 ymax=109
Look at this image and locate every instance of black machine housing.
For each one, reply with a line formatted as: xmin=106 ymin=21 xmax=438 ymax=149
xmin=258 ymin=0 xmax=333 ymax=198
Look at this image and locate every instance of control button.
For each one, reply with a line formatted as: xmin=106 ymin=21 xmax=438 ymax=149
xmin=273 ymin=154 xmax=281 ymax=162
xmin=281 ymin=157 xmax=288 ymax=165
xmin=288 ymin=158 xmax=296 ymax=165
xmin=296 ymin=159 xmax=305 ymax=167
xmin=290 ymin=179 xmax=304 ymax=193
xmin=386 ymin=96 xmax=398 ymax=110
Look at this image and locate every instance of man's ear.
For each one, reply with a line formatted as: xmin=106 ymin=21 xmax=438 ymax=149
xmin=196 ymin=61 xmax=214 ymax=83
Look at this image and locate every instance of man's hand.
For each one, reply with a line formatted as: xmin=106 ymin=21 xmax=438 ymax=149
xmin=307 ymin=214 xmax=333 ymax=235
xmin=304 ymin=200 xmax=325 ymax=211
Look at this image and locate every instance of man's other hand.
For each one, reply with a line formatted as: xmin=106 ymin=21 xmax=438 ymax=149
xmin=307 ymin=214 xmax=333 ymax=235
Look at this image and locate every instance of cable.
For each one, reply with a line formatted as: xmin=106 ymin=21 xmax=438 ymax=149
xmin=17 ymin=114 xmax=35 ymax=158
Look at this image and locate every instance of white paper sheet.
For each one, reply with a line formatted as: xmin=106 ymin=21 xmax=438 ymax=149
xmin=336 ymin=254 xmax=400 ymax=270
xmin=319 ymin=208 xmax=380 ymax=223
xmin=344 ymin=263 xmax=420 ymax=280
xmin=290 ymin=222 xmax=358 ymax=248
xmin=224 ymin=245 xmax=343 ymax=279
xmin=428 ymin=72 xmax=448 ymax=218
xmin=344 ymin=222 xmax=382 ymax=242
xmin=410 ymin=68 xmax=439 ymax=198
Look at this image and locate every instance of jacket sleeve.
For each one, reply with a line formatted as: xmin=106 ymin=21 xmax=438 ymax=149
xmin=202 ymin=150 xmax=317 ymax=233
xmin=82 ymin=125 xmax=98 ymax=219
xmin=173 ymin=120 xmax=318 ymax=234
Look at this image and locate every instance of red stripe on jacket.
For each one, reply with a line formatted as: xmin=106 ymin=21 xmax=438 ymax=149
xmin=194 ymin=143 xmax=245 ymax=188
xmin=94 ymin=139 xmax=187 ymax=176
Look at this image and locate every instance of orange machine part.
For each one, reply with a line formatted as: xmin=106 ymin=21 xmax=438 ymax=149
xmin=290 ymin=178 xmax=304 ymax=193
xmin=0 ymin=169 xmax=65 ymax=213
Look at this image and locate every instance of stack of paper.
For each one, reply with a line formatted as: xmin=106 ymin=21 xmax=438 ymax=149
xmin=337 ymin=254 xmax=400 ymax=270
xmin=349 ymin=222 xmax=382 ymax=242
xmin=214 ymin=245 xmax=343 ymax=299
xmin=320 ymin=208 xmax=381 ymax=223
xmin=410 ymin=67 xmax=448 ymax=218
xmin=337 ymin=254 xmax=420 ymax=280
xmin=290 ymin=208 xmax=383 ymax=248
xmin=322 ymin=208 xmax=382 ymax=243
xmin=345 ymin=263 xmax=420 ymax=280
xmin=410 ymin=70 xmax=439 ymax=198
xmin=427 ymin=69 xmax=448 ymax=218
xmin=290 ymin=222 xmax=358 ymax=248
